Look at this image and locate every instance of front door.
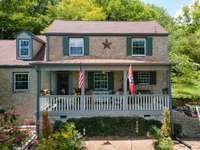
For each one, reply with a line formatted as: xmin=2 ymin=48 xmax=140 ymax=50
xmin=57 ymin=72 xmax=69 ymax=95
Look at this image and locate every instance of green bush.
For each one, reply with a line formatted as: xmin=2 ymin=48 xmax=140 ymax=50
xmin=148 ymin=127 xmax=173 ymax=150
xmin=148 ymin=109 xmax=173 ymax=150
xmin=64 ymin=117 xmax=161 ymax=137
xmin=37 ymin=122 xmax=85 ymax=150
xmin=156 ymin=137 xmax=173 ymax=150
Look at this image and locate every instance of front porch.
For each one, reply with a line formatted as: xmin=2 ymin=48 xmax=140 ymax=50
xmin=35 ymin=64 xmax=171 ymax=120
xmin=40 ymin=94 xmax=169 ymax=120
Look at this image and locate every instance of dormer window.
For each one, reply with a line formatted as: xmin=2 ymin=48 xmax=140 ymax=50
xmin=19 ymin=39 xmax=30 ymax=57
xmin=69 ymin=38 xmax=84 ymax=56
xmin=132 ymin=38 xmax=146 ymax=56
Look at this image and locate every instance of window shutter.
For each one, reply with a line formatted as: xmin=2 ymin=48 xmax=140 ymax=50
xmin=134 ymin=71 xmax=139 ymax=85
xmin=127 ymin=37 xmax=132 ymax=56
xmin=108 ymin=72 xmax=114 ymax=90
xmin=84 ymin=36 xmax=89 ymax=55
xmin=150 ymin=71 xmax=156 ymax=85
xmin=16 ymin=39 xmax=19 ymax=58
xmin=88 ymin=72 xmax=94 ymax=90
xmin=63 ymin=36 xmax=69 ymax=55
xmin=146 ymin=36 xmax=152 ymax=56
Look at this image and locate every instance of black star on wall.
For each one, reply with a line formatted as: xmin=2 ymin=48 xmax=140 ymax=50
xmin=102 ymin=39 xmax=112 ymax=49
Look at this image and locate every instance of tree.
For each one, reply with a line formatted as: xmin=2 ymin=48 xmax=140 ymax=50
xmin=0 ymin=0 xmax=57 ymax=39
xmin=50 ymin=0 xmax=106 ymax=20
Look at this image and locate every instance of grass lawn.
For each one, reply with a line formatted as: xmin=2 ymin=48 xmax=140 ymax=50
xmin=173 ymin=81 xmax=200 ymax=99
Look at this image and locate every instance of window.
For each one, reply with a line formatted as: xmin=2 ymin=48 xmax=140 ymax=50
xmin=137 ymin=72 xmax=150 ymax=85
xmin=69 ymin=38 xmax=84 ymax=56
xmin=132 ymin=38 xmax=146 ymax=56
xmin=14 ymin=73 xmax=30 ymax=91
xmin=94 ymin=72 xmax=108 ymax=91
xmin=19 ymin=39 xmax=30 ymax=57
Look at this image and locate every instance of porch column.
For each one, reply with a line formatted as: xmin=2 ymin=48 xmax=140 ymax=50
xmin=167 ymin=65 xmax=173 ymax=134
xmin=80 ymin=70 xmax=85 ymax=111
xmin=123 ymin=70 xmax=128 ymax=95
xmin=123 ymin=70 xmax=128 ymax=110
xmin=35 ymin=66 xmax=41 ymax=136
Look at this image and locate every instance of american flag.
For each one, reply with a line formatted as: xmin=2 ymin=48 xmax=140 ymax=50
xmin=79 ymin=67 xmax=85 ymax=89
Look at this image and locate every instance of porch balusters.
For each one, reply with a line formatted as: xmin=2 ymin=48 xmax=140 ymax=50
xmin=40 ymin=95 xmax=169 ymax=113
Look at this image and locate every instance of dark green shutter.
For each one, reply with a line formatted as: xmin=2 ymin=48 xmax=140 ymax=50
xmin=127 ymin=37 xmax=132 ymax=56
xmin=88 ymin=72 xmax=94 ymax=90
xmin=146 ymin=36 xmax=153 ymax=56
xmin=63 ymin=36 xmax=69 ymax=55
xmin=150 ymin=71 xmax=156 ymax=85
xmin=84 ymin=36 xmax=89 ymax=55
xmin=134 ymin=71 xmax=139 ymax=85
xmin=108 ymin=72 xmax=114 ymax=90
xmin=16 ymin=39 xmax=19 ymax=58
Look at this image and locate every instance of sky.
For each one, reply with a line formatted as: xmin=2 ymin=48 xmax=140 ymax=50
xmin=142 ymin=0 xmax=193 ymax=16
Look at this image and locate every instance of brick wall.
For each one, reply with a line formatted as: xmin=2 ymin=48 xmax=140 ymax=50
xmin=48 ymin=36 xmax=168 ymax=61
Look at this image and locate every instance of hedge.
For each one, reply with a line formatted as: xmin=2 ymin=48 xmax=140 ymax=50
xmin=54 ymin=117 xmax=161 ymax=137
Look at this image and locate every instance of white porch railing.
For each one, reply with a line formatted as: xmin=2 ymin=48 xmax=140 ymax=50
xmin=40 ymin=95 xmax=169 ymax=113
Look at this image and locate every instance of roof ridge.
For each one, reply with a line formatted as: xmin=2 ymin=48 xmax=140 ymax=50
xmin=54 ymin=19 xmax=158 ymax=23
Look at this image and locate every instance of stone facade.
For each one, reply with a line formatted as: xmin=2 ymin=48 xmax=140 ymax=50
xmin=0 ymin=68 xmax=36 ymax=119
xmin=48 ymin=35 xmax=168 ymax=61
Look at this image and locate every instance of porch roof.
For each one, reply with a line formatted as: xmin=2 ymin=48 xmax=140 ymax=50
xmin=31 ymin=58 xmax=174 ymax=66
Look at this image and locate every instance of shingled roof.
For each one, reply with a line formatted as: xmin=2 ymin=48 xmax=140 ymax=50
xmin=46 ymin=19 xmax=168 ymax=35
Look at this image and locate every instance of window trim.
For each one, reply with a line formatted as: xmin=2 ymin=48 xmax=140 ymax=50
xmin=93 ymin=72 xmax=109 ymax=91
xmin=131 ymin=38 xmax=146 ymax=56
xmin=18 ymin=39 xmax=31 ymax=58
xmin=69 ymin=37 xmax=84 ymax=56
xmin=13 ymin=72 xmax=30 ymax=92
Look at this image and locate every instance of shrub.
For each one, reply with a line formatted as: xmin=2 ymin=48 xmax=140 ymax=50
xmin=161 ymin=108 xmax=170 ymax=137
xmin=148 ymin=109 xmax=173 ymax=150
xmin=67 ymin=117 xmax=161 ymax=137
xmin=41 ymin=111 xmax=52 ymax=138
xmin=156 ymin=137 xmax=173 ymax=150
xmin=37 ymin=122 xmax=85 ymax=150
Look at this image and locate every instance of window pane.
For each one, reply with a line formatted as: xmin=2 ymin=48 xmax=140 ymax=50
xmin=69 ymin=38 xmax=84 ymax=55
xmin=137 ymin=72 xmax=150 ymax=85
xmin=94 ymin=72 xmax=108 ymax=91
xmin=132 ymin=39 xmax=145 ymax=55
xmin=14 ymin=73 xmax=29 ymax=90
xmin=19 ymin=40 xmax=29 ymax=56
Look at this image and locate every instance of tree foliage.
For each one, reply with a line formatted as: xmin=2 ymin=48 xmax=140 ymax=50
xmin=0 ymin=0 xmax=57 ymax=39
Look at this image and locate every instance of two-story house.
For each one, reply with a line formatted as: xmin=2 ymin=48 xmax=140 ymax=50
xmin=0 ymin=20 xmax=173 ymax=133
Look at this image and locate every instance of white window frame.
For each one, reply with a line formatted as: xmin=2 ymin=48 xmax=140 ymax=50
xmin=13 ymin=72 xmax=30 ymax=92
xmin=69 ymin=38 xmax=84 ymax=56
xmin=93 ymin=72 xmax=109 ymax=91
xmin=137 ymin=71 xmax=151 ymax=85
xmin=131 ymin=38 xmax=146 ymax=56
xmin=19 ymin=39 xmax=30 ymax=58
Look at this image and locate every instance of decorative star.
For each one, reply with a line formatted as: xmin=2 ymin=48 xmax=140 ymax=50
xmin=102 ymin=39 xmax=112 ymax=49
